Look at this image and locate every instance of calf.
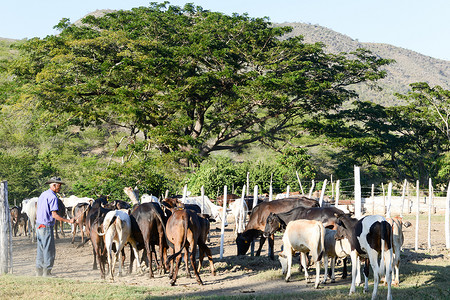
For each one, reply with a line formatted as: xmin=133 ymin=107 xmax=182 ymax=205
xmin=236 ymin=197 xmax=319 ymax=259
xmin=336 ymin=214 xmax=394 ymax=300
xmin=17 ymin=212 xmax=28 ymax=236
xmin=98 ymin=210 xmax=142 ymax=280
xmin=322 ymin=228 xmax=351 ymax=284
xmin=278 ymin=219 xmax=325 ymax=289
xmin=386 ymin=216 xmax=411 ymax=286
xmin=165 ymin=209 xmax=204 ymax=286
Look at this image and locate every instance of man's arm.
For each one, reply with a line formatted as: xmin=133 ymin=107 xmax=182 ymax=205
xmin=52 ymin=211 xmax=74 ymax=224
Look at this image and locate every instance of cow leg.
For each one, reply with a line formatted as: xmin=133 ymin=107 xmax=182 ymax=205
xmin=71 ymin=223 xmax=77 ymax=244
xmin=300 ymin=252 xmax=310 ymax=283
xmin=129 ymin=241 xmax=142 ymax=275
xmin=184 ymin=248 xmax=191 ymax=278
xmin=355 ymin=255 xmax=362 ymax=286
xmin=144 ymin=239 xmax=154 ymax=278
xmin=314 ymin=260 xmax=321 ymax=289
xmin=170 ymin=252 xmax=182 ymax=286
xmin=189 ymin=243 xmax=203 ymax=285
xmin=322 ymin=254 xmax=329 ymax=284
xmin=285 ymin=250 xmax=293 ymax=282
xmin=255 ymin=236 xmax=266 ymax=256
xmin=385 ymin=249 xmax=393 ymax=300
xmin=198 ymin=242 xmax=215 ymax=276
xmin=363 ymin=258 xmax=370 ymax=294
xmin=342 ymin=257 xmax=348 ymax=279
xmin=268 ymin=234 xmax=275 ymax=260
xmin=92 ymin=246 xmax=98 ymax=270
xmin=349 ymin=251 xmax=359 ymax=295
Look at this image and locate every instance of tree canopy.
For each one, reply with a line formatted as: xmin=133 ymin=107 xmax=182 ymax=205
xmin=9 ymin=3 xmax=391 ymax=164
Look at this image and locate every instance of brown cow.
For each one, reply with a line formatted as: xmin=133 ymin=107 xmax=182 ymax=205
xmin=236 ymin=197 xmax=319 ymax=259
xmin=71 ymin=202 xmax=90 ymax=244
xmin=10 ymin=206 xmax=20 ymax=237
xmin=165 ymin=209 xmax=204 ymax=286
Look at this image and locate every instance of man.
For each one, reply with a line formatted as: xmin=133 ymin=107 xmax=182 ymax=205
xmin=36 ymin=176 xmax=74 ymax=277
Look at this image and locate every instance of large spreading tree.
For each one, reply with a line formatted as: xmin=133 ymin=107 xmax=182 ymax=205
xmin=9 ymin=3 xmax=391 ymax=164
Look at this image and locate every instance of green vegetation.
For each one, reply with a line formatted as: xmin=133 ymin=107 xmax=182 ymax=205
xmin=0 ymin=3 xmax=449 ymax=204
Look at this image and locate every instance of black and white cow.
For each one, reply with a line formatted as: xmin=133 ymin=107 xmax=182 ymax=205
xmin=335 ymin=214 xmax=394 ymax=300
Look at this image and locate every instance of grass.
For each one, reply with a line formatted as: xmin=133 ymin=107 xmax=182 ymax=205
xmin=1 ymin=248 xmax=448 ymax=300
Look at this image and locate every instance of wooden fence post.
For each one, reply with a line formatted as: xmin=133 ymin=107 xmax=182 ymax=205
xmin=428 ymin=178 xmax=432 ymax=249
xmin=286 ymin=185 xmax=290 ymax=198
xmin=386 ymin=182 xmax=392 ymax=219
xmin=400 ymin=179 xmax=407 ymax=218
xmin=319 ymin=179 xmax=327 ymax=207
xmin=220 ymin=185 xmax=228 ymax=259
xmin=269 ymin=173 xmax=273 ymax=202
xmin=200 ymin=186 xmax=205 ymax=214
xmin=382 ymin=183 xmax=386 ymax=215
xmin=309 ymin=180 xmax=315 ymax=198
xmin=335 ymin=180 xmax=340 ymax=206
xmin=446 ymin=181 xmax=450 ymax=249
xmin=371 ymin=184 xmax=375 ymax=215
xmin=238 ymin=185 xmax=246 ymax=234
xmin=0 ymin=181 xmax=12 ymax=274
xmin=354 ymin=166 xmax=361 ymax=218
xmin=296 ymin=171 xmax=304 ymax=195
xmin=415 ymin=180 xmax=420 ymax=251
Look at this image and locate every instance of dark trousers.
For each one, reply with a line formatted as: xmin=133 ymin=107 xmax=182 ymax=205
xmin=36 ymin=225 xmax=55 ymax=271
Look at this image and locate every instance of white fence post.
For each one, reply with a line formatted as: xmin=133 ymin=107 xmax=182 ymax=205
xmin=371 ymin=184 xmax=375 ymax=215
xmin=415 ymin=180 xmax=420 ymax=251
xmin=238 ymin=185 xmax=246 ymax=234
xmin=319 ymin=179 xmax=327 ymax=207
xmin=296 ymin=171 xmax=304 ymax=195
xmin=335 ymin=180 xmax=340 ymax=206
xmin=428 ymin=178 xmax=432 ymax=249
xmin=400 ymin=179 xmax=407 ymax=218
xmin=182 ymin=185 xmax=187 ymax=204
xmin=286 ymin=185 xmax=290 ymax=198
xmin=200 ymin=186 xmax=205 ymax=214
xmin=220 ymin=185 xmax=228 ymax=259
xmin=446 ymin=181 xmax=450 ymax=249
xmin=0 ymin=181 xmax=12 ymax=274
xmin=269 ymin=173 xmax=273 ymax=202
xmin=253 ymin=185 xmax=258 ymax=209
xmin=354 ymin=166 xmax=361 ymax=219
xmin=386 ymin=182 xmax=392 ymax=219
xmin=309 ymin=180 xmax=315 ymax=198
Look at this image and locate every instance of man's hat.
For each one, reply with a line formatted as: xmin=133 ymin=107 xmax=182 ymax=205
xmin=45 ymin=176 xmax=65 ymax=185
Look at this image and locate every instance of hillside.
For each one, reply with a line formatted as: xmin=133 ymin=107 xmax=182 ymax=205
xmin=278 ymin=22 xmax=450 ymax=105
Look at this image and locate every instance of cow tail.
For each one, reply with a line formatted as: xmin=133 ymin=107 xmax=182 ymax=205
xmin=317 ymin=222 xmax=325 ymax=262
xmin=97 ymin=215 xmax=116 ymax=237
xmin=167 ymin=213 xmax=189 ymax=263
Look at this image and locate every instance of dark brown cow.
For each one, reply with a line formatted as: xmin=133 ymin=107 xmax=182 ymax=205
xmin=263 ymin=206 xmax=345 ymax=236
xmin=129 ymin=202 xmax=168 ymax=278
xmin=165 ymin=209 xmax=204 ymax=286
xmin=236 ymin=197 xmax=319 ymax=259
xmin=17 ymin=212 xmax=28 ymax=236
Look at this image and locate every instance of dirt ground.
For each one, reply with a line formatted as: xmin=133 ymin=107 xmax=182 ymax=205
xmin=10 ymin=214 xmax=450 ymax=298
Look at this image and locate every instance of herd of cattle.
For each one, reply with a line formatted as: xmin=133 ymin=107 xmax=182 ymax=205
xmin=9 ymin=188 xmax=411 ymax=300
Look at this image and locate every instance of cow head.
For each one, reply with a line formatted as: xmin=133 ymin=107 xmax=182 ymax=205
xmin=334 ymin=213 xmax=356 ymax=241
xmin=278 ymin=251 xmax=288 ymax=275
xmin=263 ymin=213 xmax=282 ymax=237
xmin=236 ymin=233 xmax=251 ymax=255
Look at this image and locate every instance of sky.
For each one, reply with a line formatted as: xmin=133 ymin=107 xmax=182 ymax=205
xmin=1 ymin=0 xmax=449 ymax=61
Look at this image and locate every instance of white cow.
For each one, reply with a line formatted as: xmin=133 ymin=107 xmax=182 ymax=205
xmin=278 ymin=219 xmax=325 ymax=289
xmin=98 ymin=210 xmax=142 ymax=280
xmin=228 ymin=198 xmax=248 ymax=234
xmin=22 ymin=197 xmax=38 ymax=242
xmin=181 ymin=196 xmax=226 ymax=224
xmin=336 ymin=214 xmax=394 ymax=300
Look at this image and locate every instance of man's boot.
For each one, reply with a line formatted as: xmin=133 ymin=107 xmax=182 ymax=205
xmin=36 ymin=268 xmax=43 ymax=277
xmin=43 ymin=269 xmax=54 ymax=277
